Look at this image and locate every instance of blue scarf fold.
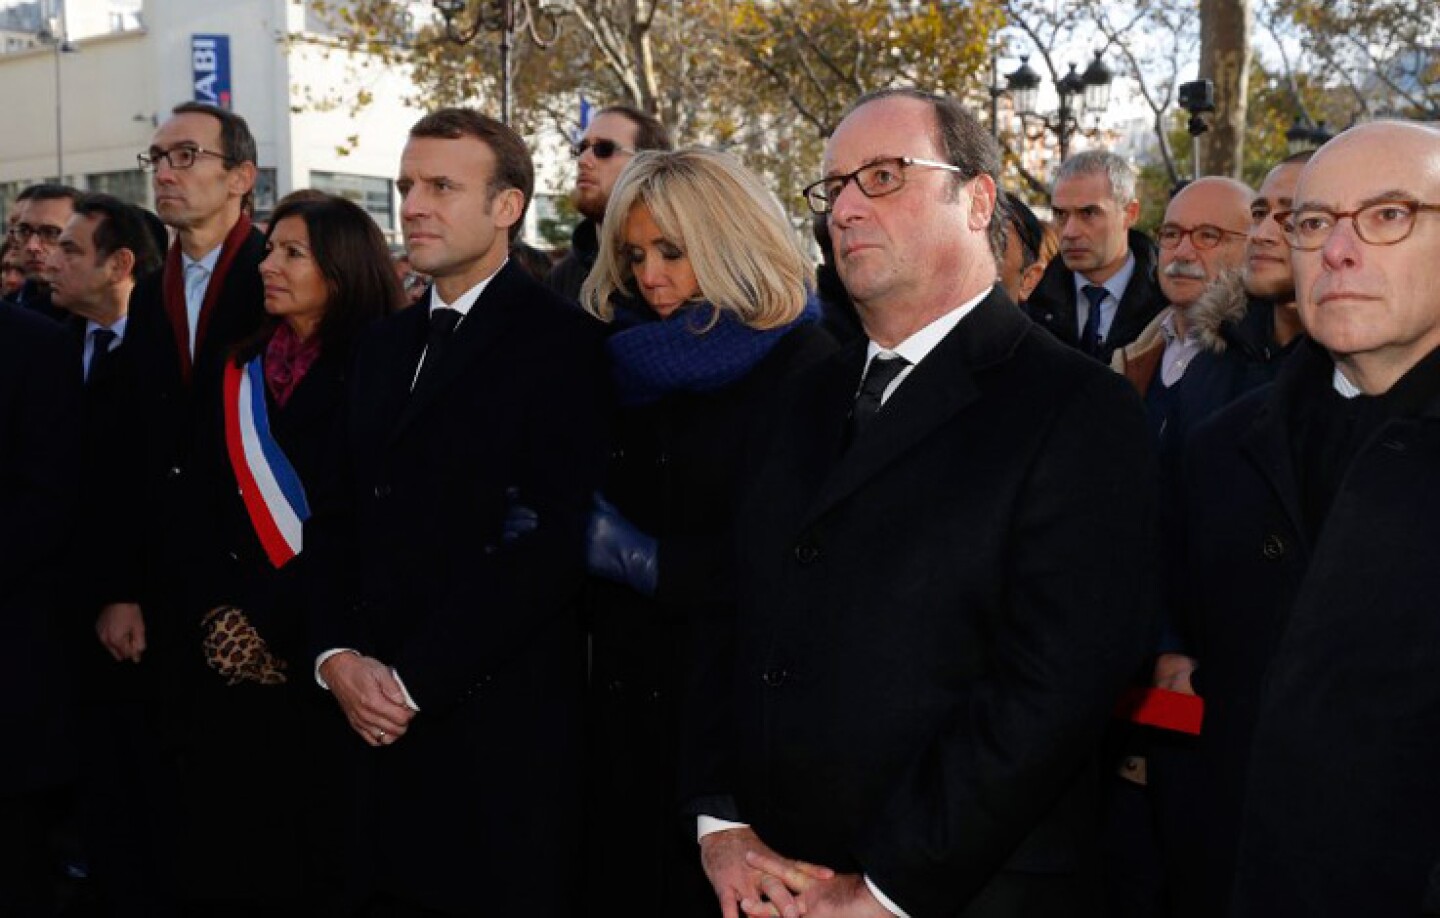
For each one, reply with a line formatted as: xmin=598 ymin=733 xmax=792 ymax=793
xmin=606 ymin=294 xmax=820 ymax=406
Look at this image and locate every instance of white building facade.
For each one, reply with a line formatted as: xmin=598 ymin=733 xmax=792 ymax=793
xmin=0 ymin=0 xmax=566 ymax=243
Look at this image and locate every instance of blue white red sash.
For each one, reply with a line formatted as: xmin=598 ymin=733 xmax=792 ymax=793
xmin=223 ymin=356 xmax=311 ymax=568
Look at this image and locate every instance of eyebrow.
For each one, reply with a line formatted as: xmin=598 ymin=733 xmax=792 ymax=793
xmin=822 ymin=155 xmax=905 ymax=179
xmin=1295 ymin=188 xmax=1418 ymax=211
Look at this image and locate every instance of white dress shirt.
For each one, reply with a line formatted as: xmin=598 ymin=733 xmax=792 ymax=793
xmin=82 ymin=314 xmax=128 ymax=381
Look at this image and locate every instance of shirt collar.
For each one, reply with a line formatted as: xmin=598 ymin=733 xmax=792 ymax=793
xmin=1073 ymin=250 xmax=1138 ymax=304
xmin=428 ymin=259 xmax=508 ymax=319
xmin=85 ymin=314 xmax=129 ymax=339
xmin=866 ymin=284 xmax=992 ymax=367
xmin=183 ymin=244 xmax=223 ymax=275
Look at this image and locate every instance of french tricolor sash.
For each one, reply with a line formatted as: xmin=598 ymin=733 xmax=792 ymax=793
xmin=223 ymin=356 xmax=311 ymax=568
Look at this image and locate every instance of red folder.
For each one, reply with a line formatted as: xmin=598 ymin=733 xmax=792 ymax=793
xmin=1114 ymin=687 xmax=1204 ymax=735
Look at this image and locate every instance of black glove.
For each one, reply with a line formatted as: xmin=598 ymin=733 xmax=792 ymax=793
xmin=585 ymin=493 xmax=658 ymax=597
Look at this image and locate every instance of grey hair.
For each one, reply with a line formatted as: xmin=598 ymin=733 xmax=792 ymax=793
xmin=1054 ymin=150 xmax=1137 ymax=205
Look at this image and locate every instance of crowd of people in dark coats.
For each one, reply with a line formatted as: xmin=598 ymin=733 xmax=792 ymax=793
xmin=4 ymin=91 xmax=1440 ymax=918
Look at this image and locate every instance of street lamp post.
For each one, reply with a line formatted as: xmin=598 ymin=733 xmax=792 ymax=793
xmin=1006 ymin=50 xmax=1113 ymax=163
xmin=1285 ymin=114 xmax=1333 ymax=155
xmin=37 ymin=20 xmax=78 ymax=182
xmin=432 ymin=0 xmax=570 ymax=125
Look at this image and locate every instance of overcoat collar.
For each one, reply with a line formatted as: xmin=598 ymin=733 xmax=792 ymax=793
xmin=388 ymin=260 xmax=522 ymax=442
xmin=801 ymin=287 xmax=1027 ymax=528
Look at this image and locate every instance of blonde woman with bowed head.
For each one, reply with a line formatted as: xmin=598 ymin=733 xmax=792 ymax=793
xmin=577 ymin=148 xmax=835 ymax=917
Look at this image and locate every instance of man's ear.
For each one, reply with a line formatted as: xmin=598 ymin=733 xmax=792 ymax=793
xmin=491 ymin=187 xmax=525 ymax=234
xmin=1123 ymin=198 xmax=1141 ymax=229
xmin=968 ymin=173 xmax=998 ymax=232
xmin=106 ymin=248 xmax=136 ymax=284
xmin=228 ymin=161 xmax=258 ymax=202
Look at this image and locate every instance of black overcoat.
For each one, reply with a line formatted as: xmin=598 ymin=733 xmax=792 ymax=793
xmin=708 ymin=289 xmax=1160 ymax=917
xmin=1182 ymin=340 xmax=1440 ymax=916
xmin=310 ymin=261 xmax=611 ymax=916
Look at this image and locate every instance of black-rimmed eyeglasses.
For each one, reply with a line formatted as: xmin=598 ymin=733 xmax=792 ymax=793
xmin=802 ymin=157 xmax=967 ymax=215
xmin=6 ymin=223 xmax=63 ymax=245
xmin=137 ymin=145 xmax=233 ymax=173
xmin=1273 ymin=200 xmax=1440 ymax=251
xmin=570 ymin=139 xmax=635 ymax=160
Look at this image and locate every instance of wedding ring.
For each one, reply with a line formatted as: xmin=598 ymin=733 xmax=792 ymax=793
xmin=376 ymin=730 xmax=387 ymax=740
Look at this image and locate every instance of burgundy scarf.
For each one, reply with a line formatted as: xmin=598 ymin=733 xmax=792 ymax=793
xmin=263 ymin=323 xmax=322 ymax=409
xmin=161 ymin=214 xmax=253 ymax=384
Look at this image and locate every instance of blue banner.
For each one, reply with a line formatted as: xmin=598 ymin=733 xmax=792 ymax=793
xmin=191 ymin=34 xmax=232 ymax=110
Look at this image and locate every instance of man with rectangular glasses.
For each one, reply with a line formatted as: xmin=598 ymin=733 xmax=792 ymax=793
xmin=3 ymin=183 xmax=79 ymax=321
xmin=1179 ymin=120 xmax=1440 ymax=916
xmin=693 ymin=88 xmax=1158 ymax=918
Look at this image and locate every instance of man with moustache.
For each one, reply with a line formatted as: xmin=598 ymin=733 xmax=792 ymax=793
xmin=1111 ymin=176 xmax=1252 ymax=437
xmin=1182 ymin=121 xmax=1440 ymax=916
xmin=312 ymin=108 xmax=608 ymax=917
xmin=1026 ymin=151 xmax=1166 ymax=361
xmin=694 ymin=89 xmax=1156 ymax=918
xmin=546 ymin=104 xmax=672 ymax=301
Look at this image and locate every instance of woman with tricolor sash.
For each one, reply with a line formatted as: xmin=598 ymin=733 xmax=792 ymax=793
xmin=178 ymin=191 xmax=402 ymax=916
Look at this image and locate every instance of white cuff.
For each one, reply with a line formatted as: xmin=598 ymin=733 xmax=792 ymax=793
xmin=696 ymin=815 xmax=749 ymax=842
xmin=390 ymin=667 xmax=421 ymax=712
xmin=864 ymin=876 xmax=907 ymax=918
xmin=314 ymin=647 xmax=358 ymax=689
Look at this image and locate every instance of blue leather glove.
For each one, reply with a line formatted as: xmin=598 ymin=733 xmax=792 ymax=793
xmin=585 ymin=493 xmax=658 ymax=597
xmin=501 ymin=486 xmax=539 ymax=544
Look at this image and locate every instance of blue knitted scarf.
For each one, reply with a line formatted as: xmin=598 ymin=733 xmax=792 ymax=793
xmin=606 ymin=294 xmax=820 ymax=407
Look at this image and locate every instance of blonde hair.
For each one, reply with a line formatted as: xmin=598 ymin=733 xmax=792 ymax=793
xmin=581 ymin=148 xmax=810 ymax=331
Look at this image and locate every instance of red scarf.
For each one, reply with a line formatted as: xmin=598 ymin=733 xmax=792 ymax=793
xmin=161 ymin=214 xmax=253 ymax=384
xmin=263 ymin=323 xmax=322 ymax=409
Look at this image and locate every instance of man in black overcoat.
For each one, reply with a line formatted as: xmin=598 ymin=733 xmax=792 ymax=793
xmin=88 ymin=102 xmax=266 ymax=915
xmin=0 ymin=301 xmax=81 ymax=914
xmin=692 ymin=89 xmax=1159 ymax=918
xmin=312 ymin=109 xmax=610 ymax=917
xmin=1181 ymin=121 xmax=1440 ymax=917
xmin=1024 ymin=151 xmax=1165 ymax=363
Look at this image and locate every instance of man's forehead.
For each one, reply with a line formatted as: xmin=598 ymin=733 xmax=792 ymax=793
xmin=26 ymin=198 xmax=73 ymax=225
xmin=824 ymin=97 xmax=936 ymax=171
xmin=400 ymin=135 xmax=494 ymax=178
xmin=1052 ymin=173 xmax=1117 ymax=207
xmin=152 ymin=112 xmax=221 ymax=149
xmin=585 ymin=112 xmax=638 ymax=143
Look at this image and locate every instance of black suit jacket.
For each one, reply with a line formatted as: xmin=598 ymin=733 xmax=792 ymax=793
xmin=311 ymin=262 xmax=611 ymax=915
xmin=1024 ymin=229 xmax=1165 ymax=363
xmin=100 ymin=230 xmax=267 ymax=640
xmin=1182 ymin=342 xmax=1440 ymax=917
xmin=0 ymin=303 xmax=82 ymax=789
xmin=711 ymin=288 xmax=1159 ymax=917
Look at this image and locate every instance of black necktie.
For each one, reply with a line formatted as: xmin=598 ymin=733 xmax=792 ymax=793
xmin=87 ymin=328 xmax=117 ymax=383
xmin=411 ymin=307 xmax=462 ymax=395
xmin=850 ymin=353 xmax=910 ymax=441
xmin=1081 ymin=285 xmax=1108 ymax=357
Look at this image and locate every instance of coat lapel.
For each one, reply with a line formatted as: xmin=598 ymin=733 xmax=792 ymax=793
xmin=390 ymin=263 xmax=521 ymax=441
xmin=801 ymin=289 xmax=1025 ymax=528
xmin=1237 ymin=342 xmax=1329 ymax=551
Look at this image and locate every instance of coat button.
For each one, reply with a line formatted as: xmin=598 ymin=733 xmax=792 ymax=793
xmin=373 ymin=484 xmax=391 ymax=499
xmin=1261 ymin=533 xmax=1286 ymax=560
xmin=166 ymin=465 xmax=183 ymax=480
xmin=794 ymin=541 xmax=821 ymax=564
xmin=762 ymin=668 xmax=790 ymax=687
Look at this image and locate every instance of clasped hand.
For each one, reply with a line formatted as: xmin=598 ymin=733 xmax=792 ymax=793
xmin=700 ymin=827 xmax=894 ymax=918
xmin=320 ymin=652 xmax=415 ymax=747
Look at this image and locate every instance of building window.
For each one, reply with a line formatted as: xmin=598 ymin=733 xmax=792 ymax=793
xmin=253 ymin=168 xmax=278 ymax=225
xmin=309 ymin=171 xmax=394 ymax=232
xmin=87 ymin=170 xmax=148 ymax=205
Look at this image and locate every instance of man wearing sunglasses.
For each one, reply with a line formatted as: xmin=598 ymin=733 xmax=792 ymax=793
xmin=2 ymin=183 xmax=79 ymax=322
xmin=1179 ymin=121 xmax=1440 ymax=916
xmin=545 ymin=104 xmax=672 ymax=302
